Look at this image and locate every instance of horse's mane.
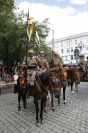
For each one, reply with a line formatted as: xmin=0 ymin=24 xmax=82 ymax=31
xmin=40 ymin=71 xmax=51 ymax=86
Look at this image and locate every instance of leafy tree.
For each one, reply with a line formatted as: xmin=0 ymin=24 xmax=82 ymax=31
xmin=0 ymin=2 xmax=63 ymax=67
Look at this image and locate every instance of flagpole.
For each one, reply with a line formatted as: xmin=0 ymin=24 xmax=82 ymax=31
xmin=52 ymin=29 xmax=54 ymax=59
xmin=25 ymin=9 xmax=29 ymax=94
xmin=26 ymin=9 xmax=29 ymax=65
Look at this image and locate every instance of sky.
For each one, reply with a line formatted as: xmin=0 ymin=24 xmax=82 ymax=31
xmin=14 ymin=0 xmax=88 ymax=41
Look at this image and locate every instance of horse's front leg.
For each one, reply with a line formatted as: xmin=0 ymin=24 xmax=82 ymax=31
xmin=40 ymin=98 xmax=45 ymax=124
xmin=75 ymin=83 xmax=78 ymax=91
xmin=43 ymin=98 xmax=47 ymax=112
xmin=18 ymin=92 xmax=21 ymax=112
xmin=22 ymin=91 xmax=27 ymax=109
xmin=71 ymin=82 xmax=74 ymax=93
xmin=58 ymin=90 xmax=61 ymax=106
xmin=63 ymin=86 xmax=66 ymax=104
xmin=51 ymin=91 xmax=55 ymax=111
xmin=34 ymin=98 xmax=40 ymax=126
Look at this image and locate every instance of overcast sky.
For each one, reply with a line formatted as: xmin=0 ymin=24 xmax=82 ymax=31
xmin=14 ymin=0 xmax=88 ymax=41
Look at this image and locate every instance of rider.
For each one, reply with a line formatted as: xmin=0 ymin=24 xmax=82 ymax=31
xmin=78 ymin=55 xmax=87 ymax=73
xmin=37 ymin=51 xmax=49 ymax=73
xmin=78 ymin=54 xmax=87 ymax=78
xmin=50 ymin=52 xmax=62 ymax=68
xmin=22 ymin=49 xmax=37 ymax=87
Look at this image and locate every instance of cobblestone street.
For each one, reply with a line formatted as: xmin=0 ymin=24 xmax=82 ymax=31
xmin=0 ymin=82 xmax=88 ymax=133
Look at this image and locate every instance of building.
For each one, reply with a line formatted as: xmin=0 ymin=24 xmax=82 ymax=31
xmin=46 ymin=32 xmax=88 ymax=64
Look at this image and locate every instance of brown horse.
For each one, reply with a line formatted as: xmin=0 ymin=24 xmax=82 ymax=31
xmin=17 ymin=69 xmax=61 ymax=126
xmin=44 ymin=67 xmax=68 ymax=111
xmin=67 ymin=67 xmax=80 ymax=93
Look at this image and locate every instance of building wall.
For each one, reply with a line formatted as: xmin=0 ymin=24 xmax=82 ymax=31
xmin=46 ymin=32 xmax=88 ymax=64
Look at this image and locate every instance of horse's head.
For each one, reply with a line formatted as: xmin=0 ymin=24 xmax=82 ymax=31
xmin=49 ymin=72 xmax=61 ymax=98
xmin=58 ymin=67 xmax=68 ymax=87
xmin=67 ymin=67 xmax=80 ymax=84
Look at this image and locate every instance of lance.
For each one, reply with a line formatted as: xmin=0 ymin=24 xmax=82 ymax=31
xmin=52 ymin=29 xmax=54 ymax=59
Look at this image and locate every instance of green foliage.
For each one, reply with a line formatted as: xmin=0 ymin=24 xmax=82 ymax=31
xmin=0 ymin=2 xmax=62 ymax=67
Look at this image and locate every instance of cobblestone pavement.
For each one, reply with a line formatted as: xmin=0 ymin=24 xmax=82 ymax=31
xmin=0 ymin=82 xmax=88 ymax=133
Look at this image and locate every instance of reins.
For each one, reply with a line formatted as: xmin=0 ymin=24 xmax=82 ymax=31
xmin=35 ymin=74 xmax=48 ymax=93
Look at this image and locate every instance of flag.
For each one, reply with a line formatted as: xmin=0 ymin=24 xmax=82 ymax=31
xmin=27 ymin=18 xmax=34 ymax=42
xmin=35 ymin=31 xmax=40 ymax=45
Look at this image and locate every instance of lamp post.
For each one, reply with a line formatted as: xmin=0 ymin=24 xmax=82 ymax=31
xmin=74 ymin=47 xmax=80 ymax=65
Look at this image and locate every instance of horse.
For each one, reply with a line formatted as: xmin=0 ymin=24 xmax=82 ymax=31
xmin=17 ymin=71 xmax=27 ymax=112
xmin=67 ymin=66 xmax=80 ymax=93
xmin=44 ymin=67 xmax=68 ymax=111
xmin=17 ymin=69 xmax=61 ymax=126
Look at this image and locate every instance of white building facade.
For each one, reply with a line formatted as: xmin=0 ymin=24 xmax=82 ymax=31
xmin=46 ymin=32 xmax=88 ymax=64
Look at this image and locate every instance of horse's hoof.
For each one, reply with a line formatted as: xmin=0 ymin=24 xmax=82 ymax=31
xmin=36 ymin=122 xmax=40 ymax=127
xmin=71 ymin=91 xmax=74 ymax=94
xmin=40 ymin=120 xmax=45 ymax=124
xmin=52 ymin=108 xmax=55 ymax=111
xmin=18 ymin=111 xmax=21 ymax=114
xmin=58 ymin=103 xmax=60 ymax=106
xmin=64 ymin=100 xmax=66 ymax=104
xmin=44 ymin=107 xmax=47 ymax=113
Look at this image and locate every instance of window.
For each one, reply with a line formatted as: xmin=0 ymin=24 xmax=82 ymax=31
xmin=67 ymin=48 xmax=69 ymax=53
xmin=71 ymin=48 xmax=73 ymax=52
xmin=61 ymin=42 xmax=63 ymax=47
xmin=61 ymin=49 xmax=64 ymax=53
xmin=71 ymin=55 xmax=73 ymax=60
xmin=65 ymin=56 xmax=68 ymax=61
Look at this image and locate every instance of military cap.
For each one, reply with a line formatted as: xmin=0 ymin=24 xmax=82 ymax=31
xmin=28 ymin=49 xmax=34 ymax=53
xmin=40 ymin=51 xmax=44 ymax=54
xmin=54 ymin=52 xmax=58 ymax=55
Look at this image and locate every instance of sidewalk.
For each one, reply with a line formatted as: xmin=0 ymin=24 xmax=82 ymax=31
xmin=0 ymin=80 xmax=14 ymax=88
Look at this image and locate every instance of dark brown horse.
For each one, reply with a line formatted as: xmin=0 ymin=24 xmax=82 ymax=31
xmin=17 ymin=70 xmax=61 ymax=126
xmin=17 ymin=73 xmax=27 ymax=112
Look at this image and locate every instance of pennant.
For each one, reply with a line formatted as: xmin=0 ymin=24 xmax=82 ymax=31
xmin=27 ymin=18 xmax=34 ymax=42
xmin=35 ymin=31 xmax=40 ymax=45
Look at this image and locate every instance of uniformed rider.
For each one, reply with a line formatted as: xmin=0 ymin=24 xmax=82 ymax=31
xmin=22 ymin=49 xmax=37 ymax=87
xmin=78 ymin=55 xmax=87 ymax=74
xmin=50 ymin=52 xmax=62 ymax=68
xmin=37 ymin=51 xmax=49 ymax=73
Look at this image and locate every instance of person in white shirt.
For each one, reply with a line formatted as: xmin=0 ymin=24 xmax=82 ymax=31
xmin=14 ymin=70 xmax=19 ymax=94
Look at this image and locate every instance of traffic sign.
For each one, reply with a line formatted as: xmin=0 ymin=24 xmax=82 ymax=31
xmin=74 ymin=48 xmax=79 ymax=57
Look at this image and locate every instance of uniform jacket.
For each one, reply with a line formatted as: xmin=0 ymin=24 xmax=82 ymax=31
xmin=37 ymin=57 xmax=49 ymax=71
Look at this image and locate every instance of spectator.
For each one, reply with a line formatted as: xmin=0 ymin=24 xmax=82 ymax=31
xmin=4 ymin=71 xmax=11 ymax=83
xmin=14 ymin=70 xmax=19 ymax=94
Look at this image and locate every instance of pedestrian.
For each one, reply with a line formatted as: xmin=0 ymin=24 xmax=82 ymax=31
xmin=14 ymin=70 xmax=19 ymax=94
xmin=4 ymin=71 xmax=11 ymax=83
xmin=78 ymin=55 xmax=87 ymax=73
